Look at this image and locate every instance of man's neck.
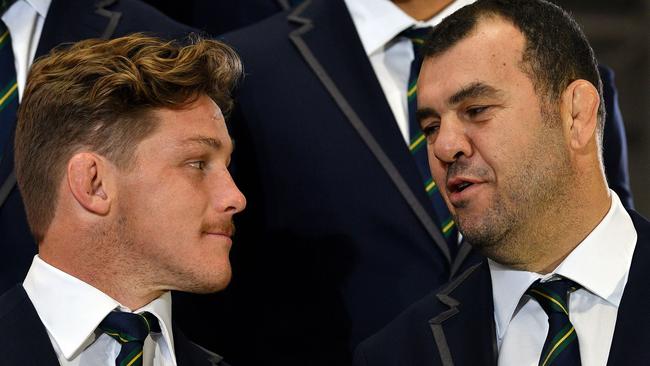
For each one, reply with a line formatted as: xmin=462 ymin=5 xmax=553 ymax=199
xmin=392 ymin=0 xmax=455 ymax=21
xmin=512 ymin=186 xmax=611 ymax=274
xmin=39 ymin=240 xmax=162 ymax=310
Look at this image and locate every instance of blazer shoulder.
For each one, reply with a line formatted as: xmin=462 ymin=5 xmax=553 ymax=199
xmin=222 ymin=7 xmax=293 ymax=49
xmin=103 ymin=0 xmax=196 ymax=38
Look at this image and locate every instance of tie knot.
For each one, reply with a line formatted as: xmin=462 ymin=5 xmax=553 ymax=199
xmin=98 ymin=311 xmax=161 ymax=344
xmin=526 ymin=277 xmax=581 ymax=316
xmin=398 ymin=26 xmax=433 ymax=48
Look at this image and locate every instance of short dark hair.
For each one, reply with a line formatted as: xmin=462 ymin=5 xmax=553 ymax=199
xmin=423 ymin=0 xmax=604 ymax=132
xmin=15 ymin=33 xmax=242 ymax=241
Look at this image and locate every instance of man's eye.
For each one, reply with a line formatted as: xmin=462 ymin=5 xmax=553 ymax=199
xmin=466 ymin=106 xmax=489 ymax=117
xmin=188 ymin=161 xmax=206 ymax=170
xmin=422 ymin=124 xmax=439 ymax=137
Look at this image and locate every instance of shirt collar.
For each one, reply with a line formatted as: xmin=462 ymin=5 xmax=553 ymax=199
xmin=23 ymin=256 xmax=175 ymax=361
xmin=489 ymin=190 xmax=637 ymax=340
xmin=135 ymin=292 xmax=176 ymax=360
xmin=21 ymin=0 xmax=50 ymax=17
xmin=343 ymin=0 xmax=477 ymax=56
xmin=553 ymin=191 xmax=636 ymax=306
xmin=3 ymin=0 xmax=52 ymax=18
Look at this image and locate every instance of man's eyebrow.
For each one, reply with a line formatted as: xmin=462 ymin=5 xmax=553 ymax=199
xmin=448 ymin=82 xmax=502 ymax=105
xmin=416 ymin=107 xmax=440 ymax=127
xmin=183 ymin=136 xmax=232 ymax=152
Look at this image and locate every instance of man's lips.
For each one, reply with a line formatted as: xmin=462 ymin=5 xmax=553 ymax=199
xmin=203 ymin=224 xmax=235 ymax=238
xmin=446 ymin=176 xmax=485 ymax=205
xmin=446 ymin=176 xmax=483 ymax=193
xmin=205 ymin=232 xmax=232 ymax=237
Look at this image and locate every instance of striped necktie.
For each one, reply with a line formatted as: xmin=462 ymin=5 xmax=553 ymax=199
xmin=400 ymin=26 xmax=459 ymax=258
xmin=98 ymin=311 xmax=161 ymax=366
xmin=0 ymin=13 xmax=18 ymax=165
xmin=526 ymin=278 xmax=582 ymax=366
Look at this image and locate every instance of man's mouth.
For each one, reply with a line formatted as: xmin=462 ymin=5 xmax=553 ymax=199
xmin=455 ymin=181 xmax=473 ymax=192
xmin=447 ymin=178 xmax=477 ymax=194
xmin=202 ymin=222 xmax=235 ymax=238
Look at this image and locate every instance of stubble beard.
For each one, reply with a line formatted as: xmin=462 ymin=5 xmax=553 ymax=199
xmin=116 ymin=212 xmax=232 ymax=295
xmin=456 ymin=113 xmax=573 ymax=267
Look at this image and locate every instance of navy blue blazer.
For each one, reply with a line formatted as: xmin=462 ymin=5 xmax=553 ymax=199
xmin=354 ymin=210 xmax=650 ymax=366
xmin=143 ymin=0 xmax=289 ymax=36
xmin=0 ymin=0 xmax=193 ymax=294
xmin=172 ymin=0 xmax=631 ymax=365
xmin=0 ymin=285 xmax=229 ymax=365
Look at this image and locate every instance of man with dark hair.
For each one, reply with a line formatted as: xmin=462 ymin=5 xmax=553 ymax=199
xmin=181 ymin=0 xmax=633 ymax=364
xmin=0 ymin=33 xmax=245 ymax=365
xmin=354 ymin=1 xmax=649 ymax=365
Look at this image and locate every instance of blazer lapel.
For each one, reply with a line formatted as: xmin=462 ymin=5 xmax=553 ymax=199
xmin=607 ymin=210 xmax=650 ymax=365
xmin=286 ymin=0 xmax=452 ymax=264
xmin=0 ymin=0 xmax=124 ymax=207
xmin=173 ymin=324 xmax=224 ymax=366
xmin=0 ymin=285 xmax=60 ymax=364
xmin=429 ymin=262 xmax=498 ymax=366
xmin=36 ymin=0 xmax=122 ymax=58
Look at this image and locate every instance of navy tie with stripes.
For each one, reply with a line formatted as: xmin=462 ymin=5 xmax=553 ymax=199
xmin=400 ymin=26 xmax=459 ymax=258
xmin=0 ymin=13 xmax=19 ymax=165
xmin=99 ymin=311 xmax=161 ymax=366
xmin=526 ymin=278 xmax=582 ymax=366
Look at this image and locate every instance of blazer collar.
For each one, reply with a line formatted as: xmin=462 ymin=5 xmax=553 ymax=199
xmin=607 ymin=210 xmax=650 ymax=364
xmin=285 ymin=0 xmax=470 ymax=267
xmin=427 ymin=210 xmax=650 ymax=366
xmin=173 ymin=323 xmax=225 ymax=366
xmin=35 ymin=0 xmax=122 ymax=58
xmin=428 ymin=262 xmax=498 ymax=366
xmin=0 ymin=285 xmax=224 ymax=365
xmin=0 ymin=285 xmax=61 ymax=364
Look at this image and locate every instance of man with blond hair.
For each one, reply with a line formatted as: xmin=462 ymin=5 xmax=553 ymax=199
xmin=0 ymin=34 xmax=245 ymax=365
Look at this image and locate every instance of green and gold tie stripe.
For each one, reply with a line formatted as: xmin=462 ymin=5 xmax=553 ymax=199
xmin=0 ymin=18 xmax=19 ymax=165
xmin=98 ymin=311 xmax=161 ymax=366
xmin=526 ymin=278 xmax=582 ymax=366
xmin=401 ymin=26 xmax=459 ymax=258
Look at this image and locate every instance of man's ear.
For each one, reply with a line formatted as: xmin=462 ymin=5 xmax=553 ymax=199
xmin=560 ymin=79 xmax=600 ymax=150
xmin=67 ymin=153 xmax=111 ymax=215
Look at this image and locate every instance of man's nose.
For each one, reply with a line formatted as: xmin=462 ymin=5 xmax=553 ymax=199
xmin=433 ymin=117 xmax=472 ymax=164
xmin=215 ymin=170 xmax=247 ymax=214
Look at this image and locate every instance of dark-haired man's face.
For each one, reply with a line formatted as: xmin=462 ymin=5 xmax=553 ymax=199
xmin=113 ymin=94 xmax=246 ymax=293
xmin=417 ymin=17 xmax=572 ymax=265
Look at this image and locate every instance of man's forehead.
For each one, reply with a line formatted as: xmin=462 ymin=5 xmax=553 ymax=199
xmin=207 ymin=98 xmax=225 ymax=120
xmin=425 ymin=16 xmax=525 ymax=68
xmin=419 ymin=18 xmax=526 ymax=101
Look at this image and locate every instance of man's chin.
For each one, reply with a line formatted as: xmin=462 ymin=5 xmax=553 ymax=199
xmin=173 ymin=268 xmax=232 ymax=294
xmin=457 ymin=219 xmax=502 ymax=249
xmin=201 ymin=271 xmax=232 ymax=294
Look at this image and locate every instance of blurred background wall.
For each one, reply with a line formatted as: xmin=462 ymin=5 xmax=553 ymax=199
xmin=558 ymin=0 xmax=649 ymax=216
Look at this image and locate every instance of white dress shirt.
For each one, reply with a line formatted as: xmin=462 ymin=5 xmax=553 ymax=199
xmin=23 ymin=256 xmax=177 ymax=366
xmin=490 ymin=191 xmax=637 ymax=366
xmin=343 ymin=0 xmax=476 ymax=143
xmin=1 ymin=0 xmax=50 ymax=101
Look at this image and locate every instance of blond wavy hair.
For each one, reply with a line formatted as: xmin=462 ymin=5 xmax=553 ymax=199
xmin=15 ymin=33 xmax=242 ymax=241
